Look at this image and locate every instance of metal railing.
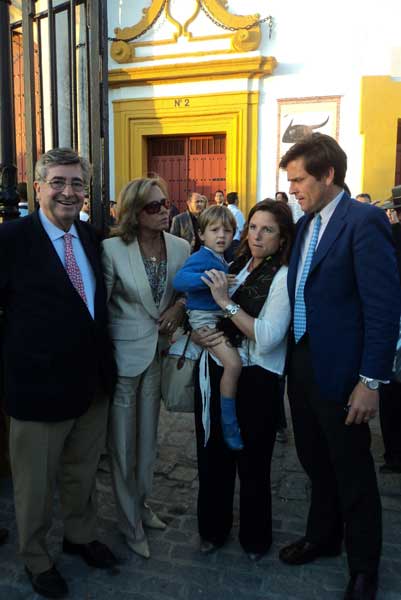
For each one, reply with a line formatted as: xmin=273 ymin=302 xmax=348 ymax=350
xmin=1 ymin=0 xmax=110 ymax=231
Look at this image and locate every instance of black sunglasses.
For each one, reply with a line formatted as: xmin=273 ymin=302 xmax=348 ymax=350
xmin=142 ymin=198 xmax=168 ymax=215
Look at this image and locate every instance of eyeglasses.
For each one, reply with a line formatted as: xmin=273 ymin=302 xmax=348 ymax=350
xmin=43 ymin=178 xmax=85 ymax=193
xmin=142 ymin=198 xmax=169 ymax=215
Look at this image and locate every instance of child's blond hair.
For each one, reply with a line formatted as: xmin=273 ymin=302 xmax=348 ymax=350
xmin=198 ymin=205 xmax=236 ymax=234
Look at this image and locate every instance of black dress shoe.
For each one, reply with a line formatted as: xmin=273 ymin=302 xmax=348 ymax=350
xmin=344 ymin=573 xmax=378 ymax=599
xmin=62 ymin=538 xmax=117 ymax=568
xmin=25 ymin=565 xmax=68 ymax=599
xmin=247 ymin=552 xmax=265 ymax=562
xmin=279 ymin=536 xmax=342 ymax=565
xmin=0 ymin=528 xmax=9 ymax=545
xmin=379 ymin=461 xmax=401 ymax=474
xmin=199 ymin=539 xmax=222 ymax=554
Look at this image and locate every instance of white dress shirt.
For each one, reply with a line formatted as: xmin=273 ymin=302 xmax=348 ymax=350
xmin=212 ymin=262 xmax=291 ymax=375
xmin=38 ymin=209 xmax=96 ymax=318
xmin=227 ymin=204 xmax=246 ymax=241
xmin=295 ymin=190 xmax=344 ymax=293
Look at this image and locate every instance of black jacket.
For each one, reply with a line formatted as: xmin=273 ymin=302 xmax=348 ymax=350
xmin=0 ymin=211 xmax=116 ymax=421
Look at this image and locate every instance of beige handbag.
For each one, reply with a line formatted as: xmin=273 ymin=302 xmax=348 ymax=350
xmin=161 ymin=333 xmax=196 ymax=413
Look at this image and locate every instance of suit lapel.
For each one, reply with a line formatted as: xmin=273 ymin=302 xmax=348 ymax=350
xmin=288 ymin=214 xmax=312 ymax=304
xmin=309 ymin=195 xmax=349 ymax=274
xmin=127 ymin=240 xmax=159 ymax=319
xmin=75 ymin=219 xmax=101 ymax=281
xmin=159 ymin=232 xmax=175 ymax=313
xmin=31 ymin=212 xmax=97 ymax=318
xmin=31 ymin=211 xmax=76 ymax=293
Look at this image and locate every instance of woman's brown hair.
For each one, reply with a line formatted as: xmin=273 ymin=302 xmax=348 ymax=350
xmin=110 ymin=176 xmax=168 ymax=244
xmin=237 ymin=199 xmax=295 ymax=265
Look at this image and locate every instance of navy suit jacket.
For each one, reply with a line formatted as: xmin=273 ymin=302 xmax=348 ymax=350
xmin=287 ymin=194 xmax=401 ymax=402
xmin=0 ymin=211 xmax=116 ymax=421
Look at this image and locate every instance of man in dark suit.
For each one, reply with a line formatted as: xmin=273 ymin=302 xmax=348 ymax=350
xmin=378 ymin=187 xmax=401 ymax=474
xmin=0 ymin=148 xmax=117 ymax=598
xmin=170 ymin=191 xmax=206 ymax=252
xmin=278 ymin=134 xmax=400 ymax=600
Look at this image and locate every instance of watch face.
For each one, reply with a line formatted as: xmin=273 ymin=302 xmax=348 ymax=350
xmin=368 ymin=380 xmax=379 ymax=390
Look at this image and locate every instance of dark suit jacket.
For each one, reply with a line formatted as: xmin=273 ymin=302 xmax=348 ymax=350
xmin=170 ymin=211 xmax=197 ymax=251
xmin=287 ymin=194 xmax=401 ymax=402
xmin=0 ymin=211 xmax=116 ymax=421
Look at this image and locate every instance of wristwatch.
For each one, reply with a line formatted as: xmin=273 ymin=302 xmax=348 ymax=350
xmin=223 ymin=303 xmax=240 ymax=318
xmin=359 ymin=376 xmax=380 ymax=391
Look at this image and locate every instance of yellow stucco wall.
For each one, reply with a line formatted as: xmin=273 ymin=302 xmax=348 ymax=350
xmin=361 ymin=76 xmax=401 ymax=201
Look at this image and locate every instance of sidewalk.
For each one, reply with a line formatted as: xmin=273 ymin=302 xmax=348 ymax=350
xmin=0 ymin=406 xmax=401 ymax=600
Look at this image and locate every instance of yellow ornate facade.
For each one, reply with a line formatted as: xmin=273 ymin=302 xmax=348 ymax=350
xmin=111 ymin=0 xmax=262 ymax=63
xmin=109 ymin=0 xmax=276 ymax=212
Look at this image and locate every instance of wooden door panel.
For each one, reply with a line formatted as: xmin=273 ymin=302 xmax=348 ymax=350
xmin=147 ymin=134 xmax=226 ymax=211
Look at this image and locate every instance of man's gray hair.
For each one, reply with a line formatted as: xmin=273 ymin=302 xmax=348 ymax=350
xmin=34 ymin=148 xmax=91 ymax=184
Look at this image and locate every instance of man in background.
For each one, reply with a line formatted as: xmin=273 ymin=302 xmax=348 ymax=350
xmin=378 ymin=186 xmax=401 ymax=474
xmin=356 ymin=193 xmax=371 ymax=204
xmin=170 ymin=191 xmax=206 ymax=252
xmin=79 ymin=195 xmax=90 ymax=221
xmin=226 ymin=191 xmax=245 ymax=261
xmin=214 ymin=189 xmax=226 ymax=206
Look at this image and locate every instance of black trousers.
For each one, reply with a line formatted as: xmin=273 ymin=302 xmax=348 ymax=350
xmin=287 ymin=337 xmax=382 ymax=575
xmin=194 ymin=358 xmax=280 ymax=554
xmin=379 ymin=380 xmax=401 ymax=465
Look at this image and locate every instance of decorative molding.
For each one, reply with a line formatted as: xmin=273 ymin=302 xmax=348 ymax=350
xmin=109 ymin=55 xmax=277 ymax=87
xmin=113 ymin=0 xmax=165 ymax=41
xmin=112 ymin=91 xmax=260 ymax=217
xmin=202 ymin=0 xmax=259 ymax=30
xmin=181 ymin=3 xmax=201 ymax=38
xmin=110 ymin=0 xmax=264 ymax=64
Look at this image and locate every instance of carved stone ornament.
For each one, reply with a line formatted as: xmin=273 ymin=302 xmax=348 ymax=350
xmin=110 ymin=0 xmax=263 ymax=64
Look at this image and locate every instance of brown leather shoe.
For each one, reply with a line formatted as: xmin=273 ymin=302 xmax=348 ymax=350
xmin=0 ymin=528 xmax=9 ymax=546
xmin=344 ymin=573 xmax=378 ymax=599
xmin=25 ymin=565 xmax=68 ymax=599
xmin=62 ymin=538 xmax=117 ymax=569
xmin=279 ymin=536 xmax=342 ymax=565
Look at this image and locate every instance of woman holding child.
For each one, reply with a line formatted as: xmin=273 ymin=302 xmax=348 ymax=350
xmin=192 ymin=199 xmax=294 ymax=561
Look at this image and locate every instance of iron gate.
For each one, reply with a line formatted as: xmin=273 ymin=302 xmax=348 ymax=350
xmin=4 ymin=0 xmax=110 ymax=230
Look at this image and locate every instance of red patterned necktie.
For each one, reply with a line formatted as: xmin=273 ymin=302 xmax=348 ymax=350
xmin=63 ymin=233 xmax=88 ymax=305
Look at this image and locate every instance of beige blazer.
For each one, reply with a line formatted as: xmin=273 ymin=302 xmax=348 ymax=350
xmin=102 ymin=232 xmax=190 ymax=377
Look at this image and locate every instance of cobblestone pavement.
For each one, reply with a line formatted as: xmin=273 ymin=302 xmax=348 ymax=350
xmin=1 ymin=404 xmax=401 ymax=600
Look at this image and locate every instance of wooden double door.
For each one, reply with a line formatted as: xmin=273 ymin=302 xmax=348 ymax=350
xmin=148 ymin=134 xmax=226 ymax=212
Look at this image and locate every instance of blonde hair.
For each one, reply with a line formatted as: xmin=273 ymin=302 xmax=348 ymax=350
xmin=198 ymin=205 xmax=236 ymax=234
xmin=110 ymin=177 xmax=168 ymax=244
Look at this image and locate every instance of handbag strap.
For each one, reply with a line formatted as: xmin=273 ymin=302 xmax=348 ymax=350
xmin=177 ymin=332 xmax=191 ymax=369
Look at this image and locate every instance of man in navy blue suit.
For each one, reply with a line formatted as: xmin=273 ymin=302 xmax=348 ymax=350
xmin=0 ymin=148 xmax=117 ymax=599
xmin=278 ymin=134 xmax=400 ymax=600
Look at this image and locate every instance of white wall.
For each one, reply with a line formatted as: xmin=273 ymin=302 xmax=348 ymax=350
xmin=107 ymin=0 xmax=401 ymax=200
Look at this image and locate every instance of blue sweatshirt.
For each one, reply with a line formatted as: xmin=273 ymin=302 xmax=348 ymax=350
xmin=173 ymin=246 xmax=228 ymax=311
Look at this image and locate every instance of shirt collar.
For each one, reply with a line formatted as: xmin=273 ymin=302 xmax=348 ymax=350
xmin=317 ymin=189 xmax=345 ymax=225
xmin=38 ymin=208 xmax=78 ymax=241
xmin=203 ymin=245 xmax=228 ymax=266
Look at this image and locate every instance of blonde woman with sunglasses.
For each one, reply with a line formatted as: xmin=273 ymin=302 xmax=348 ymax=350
xmin=102 ymin=177 xmax=190 ymax=559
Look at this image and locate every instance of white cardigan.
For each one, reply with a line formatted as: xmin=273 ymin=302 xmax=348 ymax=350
xmin=213 ymin=265 xmax=291 ymax=376
xmin=247 ymin=264 xmax=290 ymax=375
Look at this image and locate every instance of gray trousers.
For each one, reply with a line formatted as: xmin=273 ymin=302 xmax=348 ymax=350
xmin=9 ymin=393 xmax=109 ymax=574
xmin=108 ymin=353 xmax=161 ymax=544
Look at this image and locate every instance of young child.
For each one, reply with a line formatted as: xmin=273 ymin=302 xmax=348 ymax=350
xmin=173 ymin=205 xmax=243 ymax=450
